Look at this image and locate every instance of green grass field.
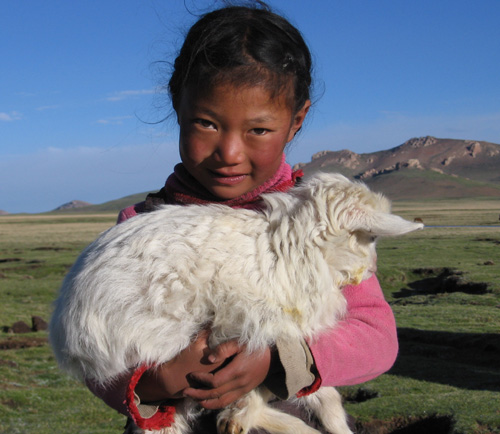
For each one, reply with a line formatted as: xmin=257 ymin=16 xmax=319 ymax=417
xmin=1 ymin=202 xmax=499 ymax=434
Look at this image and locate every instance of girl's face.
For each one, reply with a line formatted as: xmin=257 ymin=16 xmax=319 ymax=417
xmin=177 ymin=83 xmax=310 ymax=200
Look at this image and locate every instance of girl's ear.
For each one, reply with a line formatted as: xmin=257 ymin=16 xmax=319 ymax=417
xmin=287 ymin=100 xmax=311 ymax=142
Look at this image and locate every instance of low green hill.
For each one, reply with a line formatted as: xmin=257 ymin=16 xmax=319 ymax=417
xmin=50 ymin=192 xmax=150 ymax=214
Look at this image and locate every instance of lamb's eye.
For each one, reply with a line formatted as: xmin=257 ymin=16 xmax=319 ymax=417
xmin=370 ymin=236 xmax=377 ymax=243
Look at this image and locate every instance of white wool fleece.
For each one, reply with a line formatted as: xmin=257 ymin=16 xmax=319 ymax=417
xmin=50 ymin=173 xmax=422 ymax=386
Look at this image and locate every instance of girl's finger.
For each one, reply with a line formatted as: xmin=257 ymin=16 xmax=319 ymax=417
xmin=199 ymin=388 xmax=247 ymax=410
xmin=208 ymin=340 xmax=241 ymax=363
xmin=187 ymin=366 xmax=246 ymax=391
xmin=184 ymin=385 xmax=248 ymax=410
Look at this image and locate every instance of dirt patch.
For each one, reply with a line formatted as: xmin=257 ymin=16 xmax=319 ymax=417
xmin=1 ymin=398 xmax=21 ymax=409
xmin=0 ymin=259 xmax=44 ymax=273
xmin=32 ymin=246 xmax=70 ymax=251
xmin=0 ymin=258 xmax=22 ymax=263
xmin=0 ymin=336 xmax=48 ymax=350
xmin=355 ymin=414 xmax=455 ymax=434
xmin=393 ymin=267 xmax=490 ymax=298
xmin=2 ymin=316 xmax=49 ymax=334
xmin=475 ymin=237 xmax=500 ymax=245
xmin=0 ymin=359 xmax=18 ymax=367
xmin=10 ymin=321 xmax=32 ymax=334
xmin=27 ymin=259 xmax=45 ymax=264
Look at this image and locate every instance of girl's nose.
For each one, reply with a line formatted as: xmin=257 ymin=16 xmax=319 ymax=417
xmin=214 ymin=133 xmax=245 ymax=165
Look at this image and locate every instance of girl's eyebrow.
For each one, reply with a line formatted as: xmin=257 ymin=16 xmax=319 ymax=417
xmin=192 ymin=106 xmax=218 ymax=118
xmin=194 ymin=106 xmax=277 ymax=123
xmin=248 ymin=115 xmax=277 ymax=123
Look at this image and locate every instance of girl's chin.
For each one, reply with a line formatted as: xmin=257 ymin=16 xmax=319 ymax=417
xmin=202 ymin=174 xmax=254 ymax=199
xmin=208 ymin=182 xmax=256 ymax=200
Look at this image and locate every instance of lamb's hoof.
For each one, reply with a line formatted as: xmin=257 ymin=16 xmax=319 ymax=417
xmin=217 ymin=418 xmax=244 ymax=434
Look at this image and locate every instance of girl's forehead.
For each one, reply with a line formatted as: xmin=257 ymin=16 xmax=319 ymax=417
xmin=181 ymin=83 xmax=293 ymax=115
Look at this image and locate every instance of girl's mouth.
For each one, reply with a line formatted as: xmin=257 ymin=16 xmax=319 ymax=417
xmin=209 ymin=171 xmax=248 ymax=185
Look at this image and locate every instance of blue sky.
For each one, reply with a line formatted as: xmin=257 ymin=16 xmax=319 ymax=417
xmin=2 ymin=0 xmax=499 ymax=214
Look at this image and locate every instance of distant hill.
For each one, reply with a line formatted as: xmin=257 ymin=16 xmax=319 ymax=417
xmin=51 ymin=192 xmax=151 ymax=214
xmin=294 ymin=136 xmax=500 ymax=201
xmin=51 ymin=136 xmax=500 ymax=214
xmin=52 ymin=200 xmax=93 ymax=211
xmin=0 ymin=210 xmax=8 ymax=216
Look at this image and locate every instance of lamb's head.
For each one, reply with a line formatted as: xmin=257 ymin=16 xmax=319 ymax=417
xmin=299 ymin=172 xmax=424 ymax=286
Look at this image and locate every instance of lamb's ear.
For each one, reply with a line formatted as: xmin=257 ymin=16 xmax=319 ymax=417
xmin=346 ymin=211 xmax=424 ymax=236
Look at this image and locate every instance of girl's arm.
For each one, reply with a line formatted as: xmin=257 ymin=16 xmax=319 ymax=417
xmin=307 ymin=274 xmax=398 ymax=389
xmin=183 ymin=274 xmax=397 ymax=403
xmin=268 ymin=274 xmax=398 ymax=398
xmin=189 ymin=274 xmax=397 ymax=402
xmin=86 ymin=329 xmax=236 ymax=430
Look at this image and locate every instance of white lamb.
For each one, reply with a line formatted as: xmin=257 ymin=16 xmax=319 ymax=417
xmin=49 ymin=173 xmax=423 ymax=434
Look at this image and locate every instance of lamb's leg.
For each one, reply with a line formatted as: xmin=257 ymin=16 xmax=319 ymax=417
xmin=300 ymin=387 xmax=353 ymax=434
xmin=217 ymin=387 xmax=322 ymax=434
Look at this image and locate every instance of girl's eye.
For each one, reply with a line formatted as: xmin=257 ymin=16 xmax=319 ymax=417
xmin=194 ymin=119 xmax=216 ymax=129
xmin=251 ymin=128 xmax=269 ymax=136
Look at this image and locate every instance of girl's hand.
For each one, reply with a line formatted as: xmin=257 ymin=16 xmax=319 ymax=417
xmin=182 ymin=341 xmax=271 ymax=409
xmin=135 ymin=329 xmax=226 ymax=402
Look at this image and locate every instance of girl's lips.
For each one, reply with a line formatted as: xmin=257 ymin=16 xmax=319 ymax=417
xmin=210 ymin=172 xmax=248 ymax=185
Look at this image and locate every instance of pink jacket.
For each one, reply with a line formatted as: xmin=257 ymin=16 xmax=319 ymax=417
xmin=87 ymin=204 xmax=398 ymax=430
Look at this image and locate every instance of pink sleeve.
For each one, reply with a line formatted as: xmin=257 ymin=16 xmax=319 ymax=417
xmin=116 ymin=204 xmax=140 ymax=224
xmin=307 ymin=274 xmax=398 ymax=387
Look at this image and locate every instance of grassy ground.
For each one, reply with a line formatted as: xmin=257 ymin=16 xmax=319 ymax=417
xmin=0 ymin=203 xmax=499 ymax=434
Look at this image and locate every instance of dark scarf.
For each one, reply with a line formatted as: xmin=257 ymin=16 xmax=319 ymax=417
xmin=143 ymin=154 xmax=303 ymax=212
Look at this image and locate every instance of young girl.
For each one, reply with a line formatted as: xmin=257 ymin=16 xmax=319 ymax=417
xmin=85 ymin=3 xmax=398 ymax=433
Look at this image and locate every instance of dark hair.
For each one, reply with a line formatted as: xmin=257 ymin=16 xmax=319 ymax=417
xmin=168 ymin=2 xmax=312 ymax=114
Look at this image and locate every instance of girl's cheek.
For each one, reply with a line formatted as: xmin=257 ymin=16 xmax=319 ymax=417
xmin=257 ymin=137 xmax=288 ymax=161
xmin=181 ymin=133 xmax=215 ymax=162
xmin=252 ymin=148 xmax=285 ymax=174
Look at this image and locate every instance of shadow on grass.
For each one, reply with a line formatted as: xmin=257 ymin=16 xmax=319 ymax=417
xmin=355 ymin=414 xmax=455 ymax=434
xmin=393 ymin=268 xmax=490 ymax=298
xmin=390 ymin=327 xmax=500 ymax=392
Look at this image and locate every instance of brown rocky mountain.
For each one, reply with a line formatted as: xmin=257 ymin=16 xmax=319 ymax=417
xmin=50 ymin=136 xmax=499 ymax=214
xmin=294 ymin=136 xmax=500 ymax=200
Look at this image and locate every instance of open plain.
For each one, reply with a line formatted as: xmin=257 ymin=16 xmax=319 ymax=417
xmin=0 ymin=200 xmax=499 ymax=433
